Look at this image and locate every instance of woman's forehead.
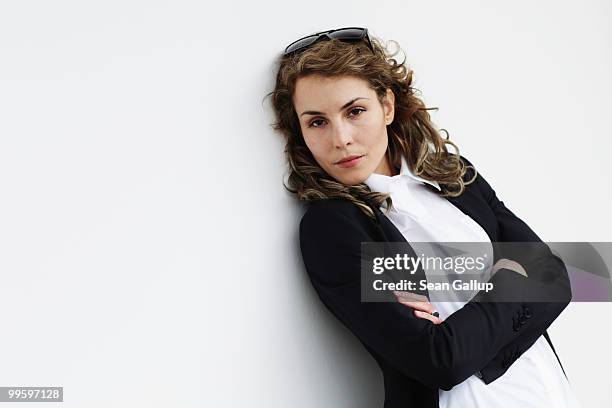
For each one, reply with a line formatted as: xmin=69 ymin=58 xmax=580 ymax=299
xmin=293 ymin=75 xmax=373 ymax=108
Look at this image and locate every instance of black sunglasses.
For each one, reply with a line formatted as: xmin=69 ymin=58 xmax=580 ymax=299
xmin=283 ymin=27 xmax=374 ymax=56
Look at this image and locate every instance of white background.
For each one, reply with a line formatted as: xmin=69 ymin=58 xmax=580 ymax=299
xmin=0 ymin=0 xmax=610 ymax=407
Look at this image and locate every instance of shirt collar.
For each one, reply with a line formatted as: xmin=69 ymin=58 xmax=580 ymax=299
xmin=364 ymin=154 xmax=441 ymax=193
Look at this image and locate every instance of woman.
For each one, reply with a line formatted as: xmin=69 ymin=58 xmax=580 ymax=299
xmin=267 ymin=27 xmax=582 ymax=407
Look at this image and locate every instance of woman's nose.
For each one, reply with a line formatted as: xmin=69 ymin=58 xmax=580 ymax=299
xmin=331 ymin=124 xmax=355 ymax=148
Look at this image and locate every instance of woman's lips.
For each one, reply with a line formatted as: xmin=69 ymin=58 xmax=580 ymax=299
xmin=336 ymin=155 xmax=364 ymax=168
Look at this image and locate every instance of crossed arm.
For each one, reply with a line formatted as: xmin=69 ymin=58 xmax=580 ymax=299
xmin=299 ymin=159 xmax=571 ymax=390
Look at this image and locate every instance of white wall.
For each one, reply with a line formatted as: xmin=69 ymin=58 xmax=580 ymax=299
xmin=0 ymin=0 xmax=609 ymax=407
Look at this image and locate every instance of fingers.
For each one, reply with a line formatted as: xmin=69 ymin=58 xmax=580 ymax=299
xmin=393 ymin=290 xmax=428 ymax=303
xmin=393 ymin=291 xmax=435 ymax=314
xmin=397 ymin=300 xmax=435 ymax=314
xmin=492 ymin=258 xmax=528 ymax=277
xmin=414 ymin=310 xmax=443 ymax=324
xmin=393 ymin=290 xmax=442 ymax=324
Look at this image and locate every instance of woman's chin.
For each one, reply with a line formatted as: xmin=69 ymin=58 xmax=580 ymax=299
xmin=334 ymin=172 xmax=368 ymax=186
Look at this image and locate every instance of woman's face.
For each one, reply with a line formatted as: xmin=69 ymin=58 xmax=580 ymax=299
xmin=293 ymin=74 xmax=396 ymax=185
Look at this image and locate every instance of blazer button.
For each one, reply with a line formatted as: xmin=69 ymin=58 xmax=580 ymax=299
xmin=519 ymin=314 xmax=527 ymax=324
xmin=524 ymin=307 xmax=532 ymax=318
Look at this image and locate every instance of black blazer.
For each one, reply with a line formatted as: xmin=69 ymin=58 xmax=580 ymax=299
xmin=299 ymin=155 xmax=572 ymax=408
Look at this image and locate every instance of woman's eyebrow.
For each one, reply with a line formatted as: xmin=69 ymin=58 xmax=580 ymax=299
xmin=300 ymin=97 xmax=370 ymax=117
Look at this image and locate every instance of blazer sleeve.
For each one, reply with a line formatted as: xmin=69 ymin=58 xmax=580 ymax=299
xmin=460 ymin=155 xmax=573 ymax=382
xmin=299 ymin=199 xmax=571 ymax=391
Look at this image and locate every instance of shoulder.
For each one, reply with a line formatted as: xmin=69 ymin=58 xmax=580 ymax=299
xmin=298 ymin=199 xmax=376 ymax=286
xmin=456 ymin=153 xmax=477 ymax=181
xmin=299 ymin=199 xmax=376 ymax=245
xmin=454 ymin=153 xmax=497 ymax=202
xmin=300 ymin=199 xmax=370 ymax=232
xmin=435 ymin=151 xmax=478 ymax=182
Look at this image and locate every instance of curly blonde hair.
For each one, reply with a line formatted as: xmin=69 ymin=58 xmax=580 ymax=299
xmin=264 ymin=31 xmax=477 ymax=221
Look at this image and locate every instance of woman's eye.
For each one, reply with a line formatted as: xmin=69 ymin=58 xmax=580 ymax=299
xmin=307 ymin=108 xmax=366 ymax=128
xmin=309 ymin=119 xmax=324 ymax=128
xmin=349 ymin=107 xmax=366 ymax=117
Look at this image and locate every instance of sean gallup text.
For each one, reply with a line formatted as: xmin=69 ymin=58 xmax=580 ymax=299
xmin=373 ymin=279 xmax=494 ymax=293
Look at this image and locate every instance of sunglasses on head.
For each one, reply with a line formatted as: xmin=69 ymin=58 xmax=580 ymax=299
xmin=283 ymin=27 xmax=374 ymax=56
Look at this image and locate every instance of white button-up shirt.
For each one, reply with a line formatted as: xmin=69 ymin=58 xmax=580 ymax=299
xmin=364 ymin=154 xmax=582 ymax=408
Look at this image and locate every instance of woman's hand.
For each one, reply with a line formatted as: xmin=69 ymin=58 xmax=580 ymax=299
xmin=492 ymin=258 xmax=528 ymax=277
xmin=393 ymin=290 xmax=443 ymax=324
